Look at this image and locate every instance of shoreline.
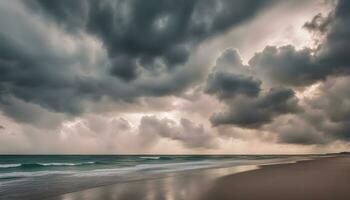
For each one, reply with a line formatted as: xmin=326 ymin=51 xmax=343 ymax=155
xmin=45 ymin=155 xmax=341 ymax=200
xmin=2 ymin=155 xmax=344 ymax=200
xmin=1 ymin=155 xmax=312 ymax=200
xmin=46 ymin=164 xmax=259 ymax=200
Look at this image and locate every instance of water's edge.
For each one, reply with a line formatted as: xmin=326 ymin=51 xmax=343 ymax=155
xmin=0 ymin=155 xmax=326 ymax=200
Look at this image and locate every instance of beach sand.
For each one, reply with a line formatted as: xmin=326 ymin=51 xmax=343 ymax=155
xmin=49 ymin=156 xmax=350 ymax=200
xmin=201 ymin=156 xmax=350 ymax=200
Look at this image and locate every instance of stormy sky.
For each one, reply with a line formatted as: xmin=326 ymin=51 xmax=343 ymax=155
xmin=0 ymin=0 xmax=350 ymax=154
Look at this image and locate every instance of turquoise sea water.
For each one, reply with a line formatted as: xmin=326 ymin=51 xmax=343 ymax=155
xmin=0 ymin=155 xmax=318 ymax=199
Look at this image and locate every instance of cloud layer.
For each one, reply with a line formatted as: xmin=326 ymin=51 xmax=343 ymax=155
xmin=1 ymin=0 xmax=350 ymax=153
xmin=203 ymin=0 xmax=350 ymax=146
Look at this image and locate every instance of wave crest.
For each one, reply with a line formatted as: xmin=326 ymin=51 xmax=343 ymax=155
xmin=0 ymin=162 xmax=95 ymax=169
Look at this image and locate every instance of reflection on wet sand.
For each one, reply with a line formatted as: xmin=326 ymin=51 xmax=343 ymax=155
xmin=50 ymin=165 xmax=257 ymax=200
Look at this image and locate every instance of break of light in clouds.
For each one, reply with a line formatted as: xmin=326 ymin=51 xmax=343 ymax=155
xmin=0 ymin=0 xmax=350 ymax=154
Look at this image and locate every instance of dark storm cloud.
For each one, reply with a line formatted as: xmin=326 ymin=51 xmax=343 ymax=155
xmin=139 ymin=116 xmax=217 ymax=149
xmin=249 ymin=0 xmax=350 ymax=87
xmin=205 ymin=48 xmax=260 ymax=99
xmin=241 ymin=0 xmax=350 ymax=143
xmin=278 ymin=129 xmax=325 ymax=145
xmin=0 ymin=96 xmax=66 ymax=129
xmin=258 ymin=75 xmax=350 ymax=145
xmin=205 ymin=72 xmax=261 ymax=99
xmin=0 ymin=0 xmax=273 ymax=124
xmin=318 ymin=0 xmax=350 ymax=71
xmin=0 ymin=27 xmax=97 ymax=115
xmin=303 ymin=13 xmax=333 ymax=34
xmin=109 ymin=55 xmax=140 ymax=82
xmin=264 ymin=76 xmax=350 ymax=145
xmin=26 ymin=0 xmax=272 ymax=80
xmin=249 ymin=45 xmax=326 ymax=86
xmin=204 ymin=0 xmax=350 ymax=145
xmin=211 ymin=48 xmax=252 ymax=75
xmin=205 ymin=48 xmax=300 ymax=128
xmin=210 ymin=87 xmax=300 ymax=128
xmin=266 ymin=116 xmax=328 ymax=145
xmin=304 ymin=77 xmax=350 ymax=141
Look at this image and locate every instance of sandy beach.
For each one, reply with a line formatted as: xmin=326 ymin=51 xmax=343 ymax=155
xmin=46 ymin=155 xmax=350 ymax=200
xmin=201 ymin=155 xmax=350 ymax=200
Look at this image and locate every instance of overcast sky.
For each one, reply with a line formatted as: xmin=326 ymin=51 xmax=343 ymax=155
xmin=1 ymin=0 xmax=350 ymax=154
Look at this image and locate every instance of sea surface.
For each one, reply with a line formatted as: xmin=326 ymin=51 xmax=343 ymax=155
xmin=0 ymin=155 xmax=320 ymax=199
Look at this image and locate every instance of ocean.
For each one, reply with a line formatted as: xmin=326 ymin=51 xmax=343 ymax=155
xmin=0 ymin=155 xmax=319 ymax=199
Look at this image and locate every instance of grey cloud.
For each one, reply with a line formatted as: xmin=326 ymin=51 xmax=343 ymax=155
xmin=268 ymin=117 xmax=328 ymax=145
xmin=84 ymin=116 xmax=132 ymax=134
xmin=26 ymin=0 xmax=272 ymax=80
xmin=249 ymin=0 xmax=350 ymax=87
xmin=210 ymin=87 xmax=300 ymax=128
xmin=0 ymin=4 xmax=107 ymax=115
xmin=303 ymin=13 xmax=333 ymax=34
xmin=278 ymin=130 xmax=323 ymax=145
xmin=205 ymin=48 xmax=261 ymax=100
xmin=245 ymin=0 xmax=350 ymax=144
xmin=205 ymin=0 xmax=350 ymax=145
xmin=249 ymin=45 xmax=326 ymax=87
xmin=205 ymin=72 xmax=261 ymax=99
xmin=0 ymin=115 xmax=146 ymax=154
xmin=110 ymin=55 xmax=140 ymax=82
xmin=205 ymin=48 xmax=300 ymax=128
xmin=323 ymin=122 xmax=350 ymax=141
xmin=139 ymin=116 xmax=217 ymax=149
xmin=212 ymin=49 xmax=253 ymax=75
xmin=262 ymin=76 xmax=350 ymax=145
xmin=0 ymin=95 xmax=68 ymax=129
xmin=304 ymin=77 xmax=350 ymax=141
xmin=114 ymin=118 xmax=132 ymax=132
xmin=215 ymin=49 xmax=244 ymax=69
xmin=318 ymin=0 xmax=350 ymax=71
xmin=0 ymin=0 xmax=273 ymax=124
xmin=3 ymin=0 xmax=350 ymax=150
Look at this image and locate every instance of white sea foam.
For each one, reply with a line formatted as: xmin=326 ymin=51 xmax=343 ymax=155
xmin=0 ymin=162 xmax=96 ymax=169
xmin=139 ymin=156 xmax=161 ymax=160
xmin=38 ymin=162 xmax=95 ymax=166
xmin=73 ymin=160 xmax=230 ymax=177
xmin=0 ymin=171 xmax=74 ymax=179
xmin=0 ymin=164 xmax=21 ymax=168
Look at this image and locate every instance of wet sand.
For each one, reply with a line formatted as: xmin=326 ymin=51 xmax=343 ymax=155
xmin=48 ymin=156 xmax=350 ymax=200
xmin=201 ymin=156 xmax=350 ymax=200
xmin=47 ymin=165 xmax=257 ymax=200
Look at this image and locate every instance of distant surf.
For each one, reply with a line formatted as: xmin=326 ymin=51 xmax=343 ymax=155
xmin=0 ymin=155 xmax=318 ymax=181
xmin=139 ymin=156 xmax=161 ymax=160
xmin=0 ymin=162 xmax=96 ymax=169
